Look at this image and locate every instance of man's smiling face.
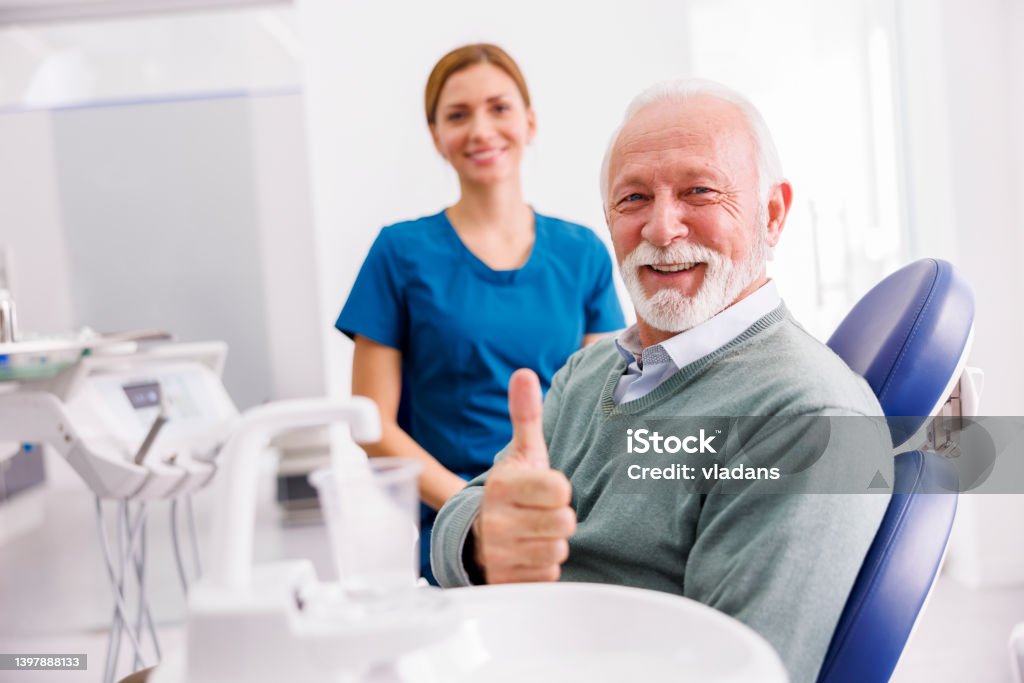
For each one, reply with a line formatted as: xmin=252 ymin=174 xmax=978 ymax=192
xmin=605 ymin=95 xmax=782 ymax=340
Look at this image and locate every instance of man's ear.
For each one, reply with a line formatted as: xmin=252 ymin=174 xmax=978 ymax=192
xmin=766 ymin=180 xmax=793 ymax=248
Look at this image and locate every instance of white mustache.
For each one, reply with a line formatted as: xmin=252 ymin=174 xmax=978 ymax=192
xmin=623 ymin=241 xmax=723 ymax=270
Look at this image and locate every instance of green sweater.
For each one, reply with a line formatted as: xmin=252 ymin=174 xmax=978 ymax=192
xmin=432 ymin=305 xmax=891 ymax=683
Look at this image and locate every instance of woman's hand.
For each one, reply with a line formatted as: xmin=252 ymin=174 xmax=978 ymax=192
xmin=352 ymin=335 xmax=466 ymax=510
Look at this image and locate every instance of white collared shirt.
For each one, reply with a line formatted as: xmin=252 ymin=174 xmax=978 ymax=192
xmin=613 ymin=281 xmax=782 ymax=405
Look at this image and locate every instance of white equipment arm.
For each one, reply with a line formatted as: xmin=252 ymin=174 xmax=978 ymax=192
xmin=207 ymin=398 xmax=380 ymax=591
xmin=0 ymin=391 xmax=81 ymax=457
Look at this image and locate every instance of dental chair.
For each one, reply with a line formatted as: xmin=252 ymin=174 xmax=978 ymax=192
xmin=817 ymin=258 xmax=975 ymax=683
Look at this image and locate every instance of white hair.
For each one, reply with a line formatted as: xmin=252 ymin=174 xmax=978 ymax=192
xmin=599 ymin=79 xmax=783 ymax=208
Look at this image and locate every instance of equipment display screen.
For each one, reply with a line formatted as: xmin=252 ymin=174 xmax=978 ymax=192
xmin=123 ymin=382 xmax=161 ymax=410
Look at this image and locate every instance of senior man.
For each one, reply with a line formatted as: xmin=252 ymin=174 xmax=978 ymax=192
xmin=431 ymin=80 xmax=890 ymax=683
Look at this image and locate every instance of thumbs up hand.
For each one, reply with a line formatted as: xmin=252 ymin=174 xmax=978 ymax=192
xmin=472 ymin=369 xmax=577 ymax=584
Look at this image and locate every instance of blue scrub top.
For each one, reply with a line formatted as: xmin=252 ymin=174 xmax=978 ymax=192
xmin=336 ymin=209 xmax=625 ymax=479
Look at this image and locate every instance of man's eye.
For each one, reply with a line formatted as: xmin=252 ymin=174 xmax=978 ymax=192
xmin=690 ymin=187 xmax=713 ymax=195
xmin=614 ymin=193 xmax=647 ymax=210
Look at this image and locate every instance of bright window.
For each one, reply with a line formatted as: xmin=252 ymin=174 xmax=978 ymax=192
xmin=686 ymin=0 xmax=906 ymax=338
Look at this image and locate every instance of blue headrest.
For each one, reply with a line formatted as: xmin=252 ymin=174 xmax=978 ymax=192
xmin=816 ymin=450 xmax=958 ymax=683
xmin=827 ymin=259 xmax=974 ymax=446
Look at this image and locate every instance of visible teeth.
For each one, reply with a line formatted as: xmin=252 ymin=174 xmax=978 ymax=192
xmin=649 ymin=263 xmax=697 ymax=273
xmin=471 ymin=149 xmax=500 ymax=160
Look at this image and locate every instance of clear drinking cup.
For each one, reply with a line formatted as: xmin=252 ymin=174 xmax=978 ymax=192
xmin=309 ymin=457 xmax=422 ymax=601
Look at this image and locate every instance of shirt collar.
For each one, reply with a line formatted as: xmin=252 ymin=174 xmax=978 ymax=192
xmin=614 ymin=280 xmax=782 ymax=370
xmin=614 ymin=325 xmax=644 ymax=364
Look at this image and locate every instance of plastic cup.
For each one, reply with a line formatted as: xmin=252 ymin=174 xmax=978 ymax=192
xmin=309 ymin=457 xmax=422 ymax=600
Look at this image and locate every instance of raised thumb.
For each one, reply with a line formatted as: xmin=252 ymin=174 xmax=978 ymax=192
xmin=507 ymin=368 xmax=549 ymax=469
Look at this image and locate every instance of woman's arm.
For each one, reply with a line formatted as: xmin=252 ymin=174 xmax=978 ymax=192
xmin=582 ymin=333 xmax=611 ymax=347
xmin=352 ymin=334 xmax=467 ymax=510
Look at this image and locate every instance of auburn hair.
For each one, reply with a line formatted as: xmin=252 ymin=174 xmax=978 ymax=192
xmin=424 ymin=43 xmax=531 ymax=126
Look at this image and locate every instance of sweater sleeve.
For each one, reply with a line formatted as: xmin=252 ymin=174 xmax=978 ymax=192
xmin=430 ymin=486 xmax=486 ymax=587
xmin=430 ymin=348 xmax=580 ymax=587
xmin=682 ymin=412 xmax=892 ymax=683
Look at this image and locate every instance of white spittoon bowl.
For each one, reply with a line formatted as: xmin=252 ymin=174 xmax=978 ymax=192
xmin=392 ymin=581 xmax=788 ymax=683
xmin=150 ymin=580 xmax=788 ymax=682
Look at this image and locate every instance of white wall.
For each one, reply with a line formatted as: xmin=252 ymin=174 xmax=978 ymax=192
xmin=294 ymin=0 xmax=691 ymax=398
xmin=0 ymin=110 xmax=75 ymax=335
xmin=898 ymin=0 xmax=1024 ymax=587
xmin=1014 ymin=0 xmax=1024 ymax=254
xmin=248 ymin=93 xmax=325 ymax=400
xmin=900 ymin=0 xmax=1024 ymax=417
xmin=939 ymin=0 xmax=1023 ymax=418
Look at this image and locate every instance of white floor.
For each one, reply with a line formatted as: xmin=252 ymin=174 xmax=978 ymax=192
xmin=3 ymin=483 xmax=1023 ymax=683
xmin=892 ymin=575 xmax=1024 ymax=683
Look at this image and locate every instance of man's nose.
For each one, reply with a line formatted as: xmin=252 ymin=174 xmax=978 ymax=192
xmin=641 ymin=198 xmax=689 ymax=247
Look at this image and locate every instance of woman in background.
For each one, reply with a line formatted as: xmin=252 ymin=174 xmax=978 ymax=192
xmin=336 ymin=43 xmax=624 ymax=583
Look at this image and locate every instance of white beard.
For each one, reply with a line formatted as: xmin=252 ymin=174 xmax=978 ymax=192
xmin=620 ymin=209 xmax=769 ymax=333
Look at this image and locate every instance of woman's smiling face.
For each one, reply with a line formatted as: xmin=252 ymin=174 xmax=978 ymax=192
xmin=431 ymin=62 xmax=535 ymax=186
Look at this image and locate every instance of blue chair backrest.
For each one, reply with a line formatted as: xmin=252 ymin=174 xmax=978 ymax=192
xmin=818 ymin=259 xmax=972 ymax=683
xmin=816 ymin=451 xmax=957 ymax=683
xmin=827 ymin=258 xmax=974 ymax=447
